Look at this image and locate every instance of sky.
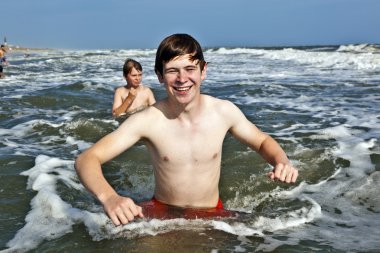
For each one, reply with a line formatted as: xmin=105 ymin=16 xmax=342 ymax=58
xmin=3 ymin=0 xmax=380 ymax=49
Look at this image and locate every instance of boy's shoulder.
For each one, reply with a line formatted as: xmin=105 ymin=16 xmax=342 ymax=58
xmin=139 ymin=84 xmax=153 ymax=91
xmin=114 ymin=85 xmax=128 ymax=94
xmin=202 ymin=94 xmax=235 ymax=108
xmin=202 ymin=95 xmax=241 ymax=120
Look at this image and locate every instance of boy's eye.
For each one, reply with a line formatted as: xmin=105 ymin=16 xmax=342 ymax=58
xmin=166 ymin=69 xmax=178 ymax=74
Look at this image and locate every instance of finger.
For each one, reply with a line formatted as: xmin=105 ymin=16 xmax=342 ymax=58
xmin=280 ymin=165 xmax=288 ymax=182
xmin=122 ymin=199 xmax=140 ymax=220
xmin=283 ymin=165 xmax=295 ymax=183
xmin=274 ymin=163 xmax=284 ymax=179
xmin=285 ymin=169 xmax=293 ymax=183
xmin=129 ymin=203 xmax=141 ymax=217
xmin=109 ymin=212 xmax=121 ymax=226
xmin=285 ymin=170 xmax=294 ymax=184
xmin=116 ymin=208 xmax=130 ymax=225
xmin=283 ymin=165 xmax=298 ymax=183
xmin=124 ymin=208 xmax=136 ymax=222
xmin=291 ymin=169 xmax=298 ymax=183
xmin=137 ymin=205 xmax=144 ymax=218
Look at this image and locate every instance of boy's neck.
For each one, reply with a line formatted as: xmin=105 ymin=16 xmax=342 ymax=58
xmin=165 ymin=94 xmax=204 ymax=121
xmin=125 ymin=84 xmax=140 ymax=89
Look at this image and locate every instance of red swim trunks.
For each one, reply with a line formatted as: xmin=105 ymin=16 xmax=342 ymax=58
xmin=139 ymin=197 xmax=236 ymax=219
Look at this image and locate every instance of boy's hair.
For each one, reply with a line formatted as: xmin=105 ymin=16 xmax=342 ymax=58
xmin=123 ymin=58 xmax=142 ymax=77
xmin=154 ymin=34 xmax=206 ymax=76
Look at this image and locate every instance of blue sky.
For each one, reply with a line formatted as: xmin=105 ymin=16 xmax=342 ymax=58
xmin=3 ymin=0 xmax=380 ymax=49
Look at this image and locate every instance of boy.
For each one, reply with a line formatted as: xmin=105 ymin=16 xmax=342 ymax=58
xmin=75 ymin=34 xmax=298 ymax=226
xmin=112 ymin=58 xmax=156 ymax=117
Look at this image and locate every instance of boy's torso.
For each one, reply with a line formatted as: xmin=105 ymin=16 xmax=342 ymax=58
xmin=140 ymin=95 xmax=232 ymax=207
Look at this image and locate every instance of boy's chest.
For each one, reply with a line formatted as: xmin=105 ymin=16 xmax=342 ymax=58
xmin=150 ymin=119 xmax=228 ymax=163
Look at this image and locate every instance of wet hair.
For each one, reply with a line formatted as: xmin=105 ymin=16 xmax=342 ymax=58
xmin=123 ymin=58 xmax=142 ymax=77
xmin=154 ymin=34 xmax=206 ymax=76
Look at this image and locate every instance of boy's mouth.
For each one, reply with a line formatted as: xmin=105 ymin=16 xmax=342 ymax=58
xmin=173 ymin=86 xmax=192 ymax=92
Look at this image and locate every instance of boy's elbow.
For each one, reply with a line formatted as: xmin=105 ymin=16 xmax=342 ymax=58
xmin=75 ymin=151 xmax=90 ymax=173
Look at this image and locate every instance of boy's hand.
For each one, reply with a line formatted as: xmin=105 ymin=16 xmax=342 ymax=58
xmin=129 ymin=87 xmax=137 ymax=98
xmin=268 ymin=163 xmax=298 ymax=183
xmin=102 ymin=194 xmax=144 ymax=226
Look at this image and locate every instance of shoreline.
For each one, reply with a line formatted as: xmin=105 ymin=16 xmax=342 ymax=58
xmin=6 ymin=44 xmax=53 ymax=53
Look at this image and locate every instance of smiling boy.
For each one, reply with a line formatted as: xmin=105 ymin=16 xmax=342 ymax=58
xmin=75 ymin=34 xmax=298 ymax=226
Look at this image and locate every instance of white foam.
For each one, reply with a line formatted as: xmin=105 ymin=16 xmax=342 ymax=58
xmin=5 ymin=156 xmax=79 ymax=252
xmin=336 ymin=43 xmax=379 ymax=53
xmin=206 ymin=45 xmax=380 ymax=72
xmin=252 ymin=196 xmax=321 ymax=232
xmin=268 ymin=115 xmax=379 ymax=251
xmin=211 ymin=221 xmax=264 ymax=236
xmin=66 ymin=136 xmax=92 ymax=153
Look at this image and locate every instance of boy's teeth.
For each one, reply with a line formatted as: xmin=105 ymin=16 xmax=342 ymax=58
xmin=175 ymin=86 xmax=190 ymax=91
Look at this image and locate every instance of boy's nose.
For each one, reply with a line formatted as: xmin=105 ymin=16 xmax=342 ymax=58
xmin=177 ymin=70 xmax=188 ymax=83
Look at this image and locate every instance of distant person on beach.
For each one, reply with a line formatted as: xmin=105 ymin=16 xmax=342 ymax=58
xmin=0 ymin=44 xmax=8 ymax=78
xmin=24 ymin=49 xmax=30 ymax=58
xmin=112 ymin=58 xmax=156 ymax=117
xmin=75 ymin=34 xmax=298 ymax=226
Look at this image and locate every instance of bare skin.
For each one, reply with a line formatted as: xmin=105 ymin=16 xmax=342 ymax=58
xmin=75 ymin=54 xmax=298 ymax=226
xmin=112 ymin=67 xmax=155 ymax=117
xmin=0 ymin=48 xmax=7 ymax=61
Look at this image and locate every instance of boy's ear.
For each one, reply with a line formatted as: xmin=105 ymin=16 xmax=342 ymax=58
xmin=201 ymin=62 xmax=207 ymax=81
xmin=156 ymin=71 xmax=164 ymax=83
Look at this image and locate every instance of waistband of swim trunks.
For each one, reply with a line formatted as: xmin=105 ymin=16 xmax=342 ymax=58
xmin=152 ymin=196 xmax=224 ymax=209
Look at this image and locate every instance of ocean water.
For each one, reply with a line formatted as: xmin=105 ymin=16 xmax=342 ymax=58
xmin=0 ymin=44 xmax=379 ymax=253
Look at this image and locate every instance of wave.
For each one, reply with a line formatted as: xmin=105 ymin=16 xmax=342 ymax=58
xmin=207 ymin=44 xmax=380 ymax=53
xmin=203 ymin=45 xmax=380 ymax=71
xmin=337 ymin=43 xmax=380 ymax=53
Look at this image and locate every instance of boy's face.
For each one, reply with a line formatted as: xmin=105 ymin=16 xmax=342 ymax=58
xmin=125 ymin=67 xmax=142 ymax=87
xmin=158 ymin=54 xmax=207 ymax=104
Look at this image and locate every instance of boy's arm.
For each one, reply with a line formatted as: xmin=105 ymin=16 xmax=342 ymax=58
xmin=75 ymin=115 xmax=145 ymax=225
xmin=255 ymin=134 xmax=298 ymax=183
xmin=226 ymin=101 xmax=298 ymax=183
xmin=112 ymin=88 xmax=137 ymax=117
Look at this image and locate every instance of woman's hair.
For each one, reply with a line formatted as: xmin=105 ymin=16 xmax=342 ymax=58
xmin=154 ymin=34 xmax=206 ymax=76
